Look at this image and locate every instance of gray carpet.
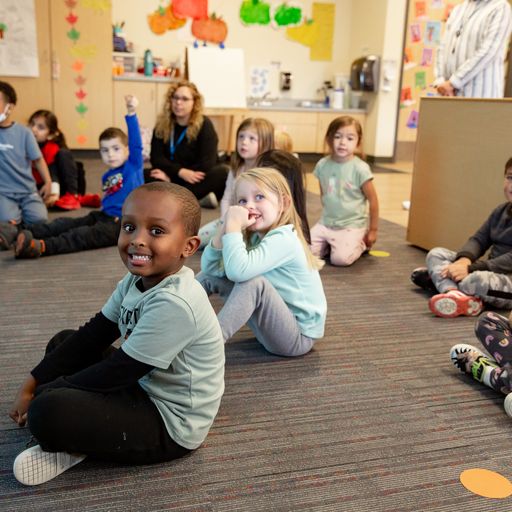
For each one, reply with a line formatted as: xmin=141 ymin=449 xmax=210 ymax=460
xmin=1 ymin=157 xmax=512 ymax=511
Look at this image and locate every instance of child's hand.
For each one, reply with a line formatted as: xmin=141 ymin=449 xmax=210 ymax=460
xmin=364 ymin=229 xmax=377 ymax=249
xmin=125 ymin=95 xmax=139 ymax=115
xmin=225 ymin=206 xmax=255 ymax=232
xmin=9 ymin=375 xmax=37 ymax=426
xmin=441 ymin=258 xmax=470 ymax=282
xmin=39 ymin=182 xmax=52 ymax=201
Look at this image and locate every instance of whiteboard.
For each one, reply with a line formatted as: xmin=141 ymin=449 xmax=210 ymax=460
xmin=0 ymin=0 xmax=39 ymax=77
xmin=186 ymin=46 xmax=246 ymax=108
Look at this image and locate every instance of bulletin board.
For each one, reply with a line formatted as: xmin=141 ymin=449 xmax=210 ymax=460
xmin=186 ymin=46 xmax=247 ymax=108
xmin=397 ymin=0 xmax=463 ymax=142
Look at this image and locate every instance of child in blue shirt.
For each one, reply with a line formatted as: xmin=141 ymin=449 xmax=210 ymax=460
xmin=0 ymin=95 xmax=144 ymax=258
xmin=199 ymin=167 xmax=326 ymax=357
xmin=0 ymin=81 xmax=52 ymax=227
xmin=9 ymin=182 xmax=224 ymax=486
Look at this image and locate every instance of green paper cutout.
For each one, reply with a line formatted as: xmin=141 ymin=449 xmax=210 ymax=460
xmin=75 ymin=103 xmax=88 ymax=115
xmin=240 ymin=0 xmax=271 ymax=25
xmin=274 ymin=4 xmax=302 ymax=26
xmin=67 ymin=27 xmax=80 ymax=42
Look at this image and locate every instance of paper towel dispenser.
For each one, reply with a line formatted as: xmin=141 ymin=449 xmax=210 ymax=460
xmin=350 ymin=55 xmax=380 ymax=92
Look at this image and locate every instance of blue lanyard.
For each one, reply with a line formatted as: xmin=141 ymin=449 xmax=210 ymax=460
xmin=170 ymin=127 xmax=187 ymax=161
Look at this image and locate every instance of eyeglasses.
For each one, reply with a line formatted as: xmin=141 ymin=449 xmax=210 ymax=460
xmin=171 ymin=95 xmax=193 ymax=103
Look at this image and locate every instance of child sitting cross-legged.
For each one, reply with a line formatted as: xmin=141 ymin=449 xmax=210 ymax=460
xmin=9 ymin=182 xmax=225 ymax=486
xmin=198 ymin=167 xmax=326 ymax=357
xmin=411 ymin=156 xmax=512 ymax=318
xmin=0 ymin=95 xmax=144 ymax=258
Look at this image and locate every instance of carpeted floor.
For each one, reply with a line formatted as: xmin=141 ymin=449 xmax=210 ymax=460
xmin=1 ymin=157 xmax=512 ymax=511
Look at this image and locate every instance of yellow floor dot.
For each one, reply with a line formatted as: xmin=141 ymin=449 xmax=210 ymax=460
xmin=460 ymin=468 xmax=512 ymax=499
xmin=368 ymin=250 xmax=390 ymax=257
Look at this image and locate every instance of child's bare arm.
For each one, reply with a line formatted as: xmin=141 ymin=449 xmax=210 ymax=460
xmin=362 ymin=179 xmax=379 ymax=247
xmin=33 ymin=157 xmax=52 ymax=199
xmin=9 ymin=374 xmax=37 ymax=426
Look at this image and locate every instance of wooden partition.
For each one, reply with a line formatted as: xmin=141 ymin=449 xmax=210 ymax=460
xmin=407 ymin=97 xmax=512 ymax=251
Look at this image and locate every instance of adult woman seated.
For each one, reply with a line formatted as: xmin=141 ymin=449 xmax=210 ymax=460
xmin=147 ymin=79 xmax=228 ymax=208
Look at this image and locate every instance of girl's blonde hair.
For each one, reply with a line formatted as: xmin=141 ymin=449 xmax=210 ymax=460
xmin=235 ymin=167 xmax=323 ymax=270
xmin=274 ymin=130 xmax=293 ymax=153
xmin=231 ymin=118 xmax=275 ymax=176
xmin=325 ymin=115 xmax=365 ymax=159
xmin=154 ymin=79 xmax=204 ymax=143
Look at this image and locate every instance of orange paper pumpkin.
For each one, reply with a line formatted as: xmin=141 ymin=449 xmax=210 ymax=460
xmin=166 ymin=5 xmax=187 ymax=30
xmin=173 ymin=0 xmax=207 ymax=20
xmin=192 ymin=14 xmax=227 ymax=44
xmin=148 ymin=9 xmax=169 ymax=35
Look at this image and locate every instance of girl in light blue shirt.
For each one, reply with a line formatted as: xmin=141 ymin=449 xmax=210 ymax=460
xmin=199 ymin=167 xmax=327 ymax=357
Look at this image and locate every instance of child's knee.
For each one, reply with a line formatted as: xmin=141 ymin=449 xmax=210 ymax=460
xmin=426 ymin=247 xmax=447 ymax=266
xmin=330 ymin=248 xmax=361 ymax=267
xmin=458 ymin=271 xmax=487 ymax=297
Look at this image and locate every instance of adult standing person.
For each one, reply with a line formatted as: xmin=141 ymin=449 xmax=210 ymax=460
xmin=434 ymin=0 xmax=512 ymax=98
xmin=148 ymin=80 xmax=228 ymax=208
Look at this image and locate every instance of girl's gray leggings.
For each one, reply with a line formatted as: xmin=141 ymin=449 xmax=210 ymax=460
xmin=196 ymin=273 xmax=315 ymax=357
xmin=426 ymin=247 xmax=512 ymax=309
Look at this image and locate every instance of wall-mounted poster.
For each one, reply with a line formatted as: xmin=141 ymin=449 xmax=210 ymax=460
xmin=0 ymin=0 xmax=39 ymax=77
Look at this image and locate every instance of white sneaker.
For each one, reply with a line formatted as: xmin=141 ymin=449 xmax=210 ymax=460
xmin=199 ymin=192 xmax=219 ymax=209
xmin=504 ymin=393 xmax=512 ymax=417
xmin=13 ymin=445 xmax=86 ymax=485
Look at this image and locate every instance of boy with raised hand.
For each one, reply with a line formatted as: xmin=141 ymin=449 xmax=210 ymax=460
xmin=0 ymin=95 xmax=144 ymax=257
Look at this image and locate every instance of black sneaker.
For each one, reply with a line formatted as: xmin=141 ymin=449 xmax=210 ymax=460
xmin=0 ymin=221 xmax=19 ymax=250
xmin=410 ymin=266 xmax=437 ymax=292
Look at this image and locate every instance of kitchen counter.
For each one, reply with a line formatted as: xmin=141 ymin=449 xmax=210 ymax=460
xmin=246 ymin=97 xmax=366 ymax=114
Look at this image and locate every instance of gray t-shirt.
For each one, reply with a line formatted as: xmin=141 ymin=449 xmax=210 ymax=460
xmin=102 ymin=266 xmax=225 ymax=449
xmin=0 ymin=122 xmax=41 ymax=194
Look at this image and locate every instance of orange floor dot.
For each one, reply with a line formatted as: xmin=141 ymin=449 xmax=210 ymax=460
xmin=460 ymin=468 xmax=512 ymax=499
xmin=368 ymin=250 xmax=390 ymax=257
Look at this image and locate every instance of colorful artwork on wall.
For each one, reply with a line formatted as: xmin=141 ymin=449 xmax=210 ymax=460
xmin=147 ymin=3 xmax=186 ymax=35
xmin=240 ymin=0 xmax=271 ymax=25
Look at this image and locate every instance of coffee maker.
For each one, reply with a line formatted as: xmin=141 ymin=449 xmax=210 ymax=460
xmin=350 ymin=55 xmax=380 ymax=92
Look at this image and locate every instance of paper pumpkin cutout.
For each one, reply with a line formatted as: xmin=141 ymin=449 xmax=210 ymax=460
xmin=192 ymin=14 xmax=227 ymax=44
xmin=148 ymin=4 xmax=186 ymax=35
xmin=173 ymin=0 xmax=207 ymax=20
xmin=273 ymin=2 xmax=303 ymax=27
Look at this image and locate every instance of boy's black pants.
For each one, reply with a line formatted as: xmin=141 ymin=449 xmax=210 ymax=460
xmin=25 ymin=211 xmax=120 ymax=255
xmin=27 ymin=330 xmax=191 ymax=463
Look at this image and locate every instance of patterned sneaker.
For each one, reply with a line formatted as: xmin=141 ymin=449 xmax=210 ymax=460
xmin=14 ymin=230 xmax=43 ymax=259
xmin=13 ymin=445 xmax=86 ymax=486
xmin=53 ymin=192 xmax=81 ymax=211
xmin=0 ymin=221 xmax=19 ymax=250
xmin=410 ymin=266 xmax=437 ymax=292
xmin=199 ymin=192 xmax=219 ymax=209
xmin=450 ymin=343 xmax=489 ymax=373
xmin=429 ymin=290 xmax=483 ymax=318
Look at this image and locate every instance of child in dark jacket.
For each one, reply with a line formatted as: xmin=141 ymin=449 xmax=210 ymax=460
xmin=411 ymin=157 xmax=512 ymax=317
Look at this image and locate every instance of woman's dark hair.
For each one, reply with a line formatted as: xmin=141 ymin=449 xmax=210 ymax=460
xmin=505 ymin=157 xmax=512 ymax=173
xmin=28 ymin=110 xmax=68 ymax=148
xmin=256 ymin=149 xmax=311 ymax=244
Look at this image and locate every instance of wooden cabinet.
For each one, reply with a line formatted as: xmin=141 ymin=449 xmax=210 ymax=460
xmin=8 ymin=1 xmax=112 ymax=149
xmin=247 ymin=110 xmax=319 ymax=153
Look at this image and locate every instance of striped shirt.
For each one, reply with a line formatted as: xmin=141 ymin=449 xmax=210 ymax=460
xmin=434 ymin=0 xmax=512 ymax=97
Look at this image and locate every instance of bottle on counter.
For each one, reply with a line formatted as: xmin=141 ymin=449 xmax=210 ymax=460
xmin=143 ymin=49 xmax=153 ymax=77
xmin=331 ymin=88 xmax=344 ymax=109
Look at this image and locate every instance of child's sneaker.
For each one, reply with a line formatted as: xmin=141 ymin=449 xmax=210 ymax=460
xmin=53 ymin=192 xmax=81 ymax=211
xmin=429 ymin=290 xmax=483 ymax=318
xmin=79 ymin=193 xmax=101 ymax=208
xmin=450 ymin=343 xmax=489 ymax=373
xmin=410 ymin=266 xmax=437 ymax=292
xmin=199 ymin=192 xmax=218 ymax=209
xmin=504 ymin=393 xmax=512 ymax=417
xmin=14 ymin=230 xmax=43 ymax=259
xmin=13 ymin=445 xmax=86 ymax=486
xmin=0 ymin=221 xmax=19 ymax=250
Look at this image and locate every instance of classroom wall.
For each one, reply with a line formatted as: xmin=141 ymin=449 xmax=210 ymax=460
xmin=112 ymin=0 xmax=353 ymax=100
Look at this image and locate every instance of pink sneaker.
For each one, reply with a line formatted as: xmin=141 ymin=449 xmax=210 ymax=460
xmin=429 ymin=290 xmax=483 ymax=318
